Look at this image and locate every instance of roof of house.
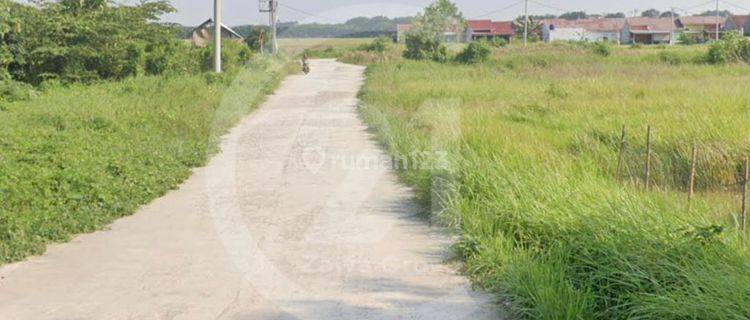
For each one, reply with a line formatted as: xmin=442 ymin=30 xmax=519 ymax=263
xmin=679 ymin=16 xmax=725 ymax=26
xmin=492 ymin=21 xmax=515 ymax=35
xmin=728 ymin=15 xmax=750 ymax=28
xmin=466 ymin=20 xmax=515 ymax=36
xmin=193 ymin=19 xmax=244 ymax=39
xmin=626 ymin=17 xmax=678 ymax=32
xmin=397 ymin=24 xmax=413 ymax=32
xmin=541 ymin=18 xmax=625 ymax=32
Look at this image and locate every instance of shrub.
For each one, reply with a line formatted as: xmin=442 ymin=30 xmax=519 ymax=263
xmin=0 ymin=78 xmax=36 ymax=102
xmin=455 ymin=41 xmax=491 ymax=64
xmin=706 ymin=32 xmax=750 ymax=64
xmin=489 ymin=37 xmax=508 ymax=48
xmin=591 ymin=41 xmax=611 ymax=57
xmin=678 ymin=32 xmax=698 ymax=45
xmin=403 ymin=33 xmax=449 ymax=63
xmin=199 ymin=41 xmax=253 ymax=72
xmin=359 ymin=36 xmax=391 ymax=53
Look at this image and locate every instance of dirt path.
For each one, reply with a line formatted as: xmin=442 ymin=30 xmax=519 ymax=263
xmin=0 ymin=60 xmax=499 ymax=320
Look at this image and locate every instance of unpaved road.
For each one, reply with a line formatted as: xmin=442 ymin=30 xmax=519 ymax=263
xmin=0 ymin=60 xmax=498 ymax=319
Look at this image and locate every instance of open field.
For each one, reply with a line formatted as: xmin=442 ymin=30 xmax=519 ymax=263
xmin=279 ymin=38 xmax=373 ymax=55
xmin=0 ymin=56 xmax=295 ymax=263
xmin=353 ymin=42 xmax=750 ymax=318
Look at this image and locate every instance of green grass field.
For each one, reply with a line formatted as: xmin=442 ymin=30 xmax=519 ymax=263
xmin=354 ymin=42 xmax=750 ymax=318
xmin=0 ymin=56 xmax=295 ymax=263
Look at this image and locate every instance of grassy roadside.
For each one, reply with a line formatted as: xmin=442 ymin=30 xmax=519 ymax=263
xmin=0 ymin=55 xmax=296 ymax=264
xmin=354 ymin=44 xmax=750 ymax=318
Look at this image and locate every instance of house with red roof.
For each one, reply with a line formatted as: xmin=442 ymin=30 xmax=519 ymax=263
xmin=678 ymin=16 xmax=725 ymax=41
xmin=541 ymin=18 xmax=625 ymax=43
xmin=465 ymin=20 xmax=515 ymax=42
xmin=622 ymin=18 xmax=680 ymax=44
xmin=726 ymin=15 xmax=750 ymax=36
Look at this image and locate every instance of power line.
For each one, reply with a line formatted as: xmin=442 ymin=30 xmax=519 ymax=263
xmin=276 ymin=2 xmax=339 ymax=23
xmin=471 ymin=0 xmax=525 ymax=19
xmin=528 ymin=0 xmax=570 ymax=13
xmin=674 ymin=0 xmax=719 ymax=14
xmin=721 ymin=0 xmax=750 ymax=12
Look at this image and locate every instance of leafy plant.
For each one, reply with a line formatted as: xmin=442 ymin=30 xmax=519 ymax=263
xmin=455 ymin=41 xmax=491 ymax=64
xmin=706 ymin=31 xmax=750 ymax=64
xmin=403 ymin=33 xmax=449 ymax=62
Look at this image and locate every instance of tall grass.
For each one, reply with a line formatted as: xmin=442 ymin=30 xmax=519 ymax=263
xmin=0 ymin=56 xmax=296 ymax=263
xmin=357 ymin=45 xmax=750 ymax=318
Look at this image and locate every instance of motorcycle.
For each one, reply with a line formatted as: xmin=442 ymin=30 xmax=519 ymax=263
xmin=302 ymin=61 xmax=310 ymax=75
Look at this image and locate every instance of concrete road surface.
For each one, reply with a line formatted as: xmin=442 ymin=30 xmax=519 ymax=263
xmin=0 ymin=60 xmax=499 ymax=320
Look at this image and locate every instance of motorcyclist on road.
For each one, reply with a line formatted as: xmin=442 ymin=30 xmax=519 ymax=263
xmin=302 ymin=54 xmax=310 ymax=74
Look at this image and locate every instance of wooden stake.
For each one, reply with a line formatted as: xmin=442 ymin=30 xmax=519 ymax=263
xmin=741 ymin=157 xmax=749 ymax=232
xmin=616 ymin=125 xmax=627 ymax=180
xmin=644 ymin=125 xmax=652 ymax=189
xmin=687 ymin=144 xmax=697 ymax=212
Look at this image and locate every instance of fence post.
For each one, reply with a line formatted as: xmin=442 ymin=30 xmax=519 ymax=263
xmin=741 ymin=157 xmax=749 ymax=232
xmin=616 ymin=125 xmax=627 ymax=180
xmin=687 ymin=144 xmax=697 ymax=212
xmin=644 ymin=125 xmax=652 ymax=189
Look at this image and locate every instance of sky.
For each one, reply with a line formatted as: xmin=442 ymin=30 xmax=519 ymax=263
xmin=149 ymin=0 xmax=750 ymax=26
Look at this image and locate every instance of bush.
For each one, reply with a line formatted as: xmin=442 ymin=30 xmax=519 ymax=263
xmin=359 ymin=36 xmax=391 ymax=53
xmin=591 ymin=41 xmax=611 ymax=57
xmin=0 ymin=79 xmax=35 ymax=102
xmin=678 ymin=32 xmax=698 ymax=45
xmin=199 ymin=41 xmax=253 ymax=72
xmin=403 ymin=33 xmax=449 ymax=63
xmin=707 ymin=32 xmax=750 ymax=64
xmin=455 ymin=41 xmax=491 ymax=64
xmin=489 ymin=37 xmax=508 ymax=48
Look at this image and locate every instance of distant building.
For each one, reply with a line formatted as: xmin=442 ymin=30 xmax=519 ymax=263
xmin=396 ymin=23 xmax=462 ymax=43
xmin=678 ymin=16 xmax=725 ymax=41
xmin=622 ymin=18 xmax=679 ymax=44
xmin=726 ymin=15 xmax=750 ymax=36
xmin=465 ymin=20 xmax=515 ymax=42
xmin=191 ymin=18 xmax=244 ymax=47
xmin=541 ymin=18 xmax=625 ymax=43
xmin=396 ymin=24 xmax=413 ymax=42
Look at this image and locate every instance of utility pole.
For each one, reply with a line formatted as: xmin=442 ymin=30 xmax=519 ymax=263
xmin=271 ymin=0 xmax=278 ymax=54
xmin=260 ymin=0 xmax=278 ymax=54
xmin=715 ymin=0 xmax=720 ymax=41
xmin=670 ymin=8 xmax=675 ymax=45
xmin=214 ymin=0 xmax=221 ymax=73
xmin=523 ymin=0 xmax=528 ymax=47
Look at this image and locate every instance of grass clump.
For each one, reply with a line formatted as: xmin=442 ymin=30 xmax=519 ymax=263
xmin=455 ymin=41 xmax=491 ymax=64
xmin=0 ymin=55 xmax=295 ymax=263
xmin=356 ymin=44 xmax=750 ymax=318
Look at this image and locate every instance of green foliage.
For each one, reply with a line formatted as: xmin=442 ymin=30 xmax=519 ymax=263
xmin=358 ymin=36 xmax=391 ymax=53
xmin=558 ymin=11 xmax=588 ymax=20
xmin=403 ymin=33 xmax=449 ymax=62
xmin=357 ymin=44 xmax=750 ymax=319
xmin=3 ymin=0 xmax=206 ymax=84
xmin=0 ymin=78 xmax=35 ymax=102
xmin=455 ymin=41 xmax=491 ymax=64
xmin=234 ymin=16 xmax=414 ymax=39
xmin=243 ymin=26 xmax=269 ymax=51
xmin=0 ymin=55 xmax=294 ymax=263
xmin=488 ymin=37 xmax=508 ymax=48
xmin=706 ymin=32 xmax=750 ymax=64
xmin=410 ymin=0 xmax=465 ymax=41
xmin=591 ymin=41 xmax=611 ymax=57
xmin=641 ymin=8 xmax=661 ymax=18
xmin=678 ymin=32 xmax=698 ymax=45
xmin=198 ymin=41 xmax=253 ymax=73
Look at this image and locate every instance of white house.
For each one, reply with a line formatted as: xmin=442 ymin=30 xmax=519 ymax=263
xmin=541 ymin=19 xmax=625 ymax=43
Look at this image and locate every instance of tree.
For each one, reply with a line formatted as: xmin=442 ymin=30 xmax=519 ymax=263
xmin=559 ymin=11 xmax=588 ymax=20
xmin=514 ymin=16 xmax=542 ymax=42
xmin=698 ymin=10 xmax=732 ymax=17
xmin=605 ymin=12 xmax=626 ymax=18
xmin=641 ymin=9 xmax=660 ymax=18
xmin=244 ymin=26 xmax=269 ymax=51
xmin=411 ymin=0 xmax=465 ymax=41
xmin=660 ymin=11 xmax=679 ymax=18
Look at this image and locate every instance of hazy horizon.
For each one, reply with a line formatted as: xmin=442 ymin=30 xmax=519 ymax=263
xmin=156 ymin=0 xmax=750 ymax=26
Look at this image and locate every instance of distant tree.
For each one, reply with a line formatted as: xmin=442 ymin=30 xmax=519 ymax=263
xmin=558 ymin=11 xmax=588 ymax=20
xmin=411 ymin=0 xmax=465 ymax=41
xmin=605 ymin=12 xmax=626 ymax=18
xmin=641 ymin=9 xmax=661 ymax=18
xmin=515 ymin=16 xmax=542 ymax=42
xmin=660 ymin=11 xmax=679 ymax=18
xmin=698 ymin=10 xmax=732 ymax=17
xmin=244 ymin=26 xmax=269 ymax=51
xmin=529 ymin=14 xmax=557 ymax=20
